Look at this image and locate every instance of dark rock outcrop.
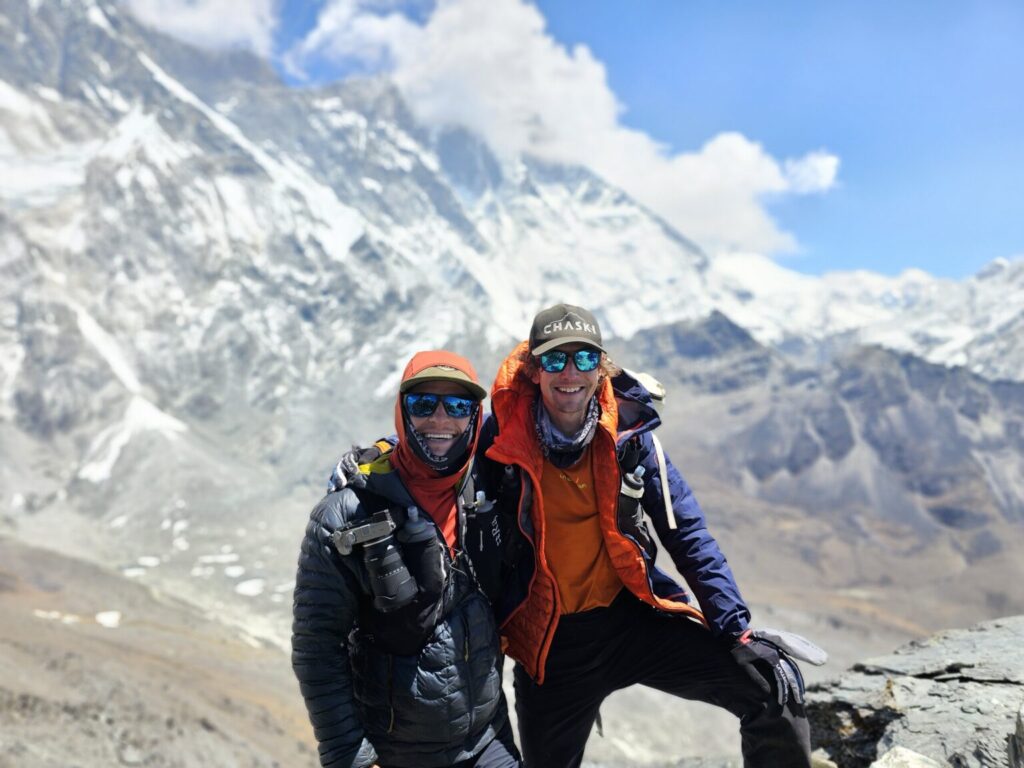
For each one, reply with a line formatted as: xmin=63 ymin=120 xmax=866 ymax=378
xmin=809 ymin=616 xmax=1024 ymax=767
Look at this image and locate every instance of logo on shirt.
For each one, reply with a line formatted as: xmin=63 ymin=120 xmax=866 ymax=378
xmin=558 ymin=470 xmax=588 ymax=491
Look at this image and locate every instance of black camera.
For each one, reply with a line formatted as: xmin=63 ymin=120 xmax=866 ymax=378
xmin=332 ymin=511 xmax=418 ymax=612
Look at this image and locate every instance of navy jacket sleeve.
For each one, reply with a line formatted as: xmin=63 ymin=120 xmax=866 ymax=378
xmin=636 ymin=432 xmax=751 ymax=639
xmin=291 ymin=491 xmax=378 ymax=768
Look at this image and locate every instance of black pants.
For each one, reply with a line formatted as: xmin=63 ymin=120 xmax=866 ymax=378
xmin=513 ymin=591 xmax=811 ymax=768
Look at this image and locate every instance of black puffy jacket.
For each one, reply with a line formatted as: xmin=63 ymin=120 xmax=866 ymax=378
xmin=291 ymin=466 xmax=507 ymax=768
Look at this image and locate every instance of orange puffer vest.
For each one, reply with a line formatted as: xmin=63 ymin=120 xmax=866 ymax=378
xmin=485 ymin=342 xmax=706 ymax=683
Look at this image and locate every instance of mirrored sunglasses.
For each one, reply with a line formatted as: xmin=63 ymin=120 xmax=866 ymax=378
xmin=403 ymin=392 xmax=476 ymax=418
xmin=538 ymin=348 xmax=601 ymax=373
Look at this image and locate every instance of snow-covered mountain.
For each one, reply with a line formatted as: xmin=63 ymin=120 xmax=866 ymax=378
xmin=3 ymin=4 xmax=1022 ymax=765
xmin=0 ymin=0 xmax=728 ymax=652
xmin=706 ymin=252 xmax=1024 ymax=381
xmin=3 ymin=0 xmax=1022 ymax=607
xmin=0 ymin=0 xmax=716 ymax=479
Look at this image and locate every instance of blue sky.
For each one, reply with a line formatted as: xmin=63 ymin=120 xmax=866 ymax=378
xmin=530 ymin=1 xmax=1024 ymax=278
xmin=131 ymin=0 xmax=1024 ymax=279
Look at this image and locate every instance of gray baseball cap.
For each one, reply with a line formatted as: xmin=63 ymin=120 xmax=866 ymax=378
xmin=529 ymin=303 xmax=604 ymax=356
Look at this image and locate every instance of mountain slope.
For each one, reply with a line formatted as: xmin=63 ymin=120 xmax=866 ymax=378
xmin=614 ymin=313 xmax=1024 ymax=631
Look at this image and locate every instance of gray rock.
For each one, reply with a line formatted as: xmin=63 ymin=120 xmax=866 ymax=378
xmin=809 ymin=616 xmax=1024 ymax=767
xmin=870 ymin=746 xmax=942 ymax=767
xmin=1010 ymin=704 xmax=1024 ymax=768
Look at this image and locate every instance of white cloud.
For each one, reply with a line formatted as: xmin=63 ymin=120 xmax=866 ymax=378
xmin=290 ymin=0 xmax=840 ymax=255
xmin=785 ymin=151 xmax=841 ymax=194
xmin=133 ymin=0 xmax=838 ymax=255
xmin=125 ymin=0 xmax=279 ymax=58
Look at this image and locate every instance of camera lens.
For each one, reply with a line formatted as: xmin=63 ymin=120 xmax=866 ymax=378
xmin=363 ymin=534 xmax=418 ymax=612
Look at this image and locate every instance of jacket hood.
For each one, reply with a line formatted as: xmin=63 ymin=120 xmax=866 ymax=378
xmin=395 ymin=350 xmax=485 ymax=475
xmin=391 ymin=350 xmax=484 ymax=552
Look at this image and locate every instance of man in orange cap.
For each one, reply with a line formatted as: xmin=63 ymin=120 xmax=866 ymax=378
xmin=292 ymin=351 xmax=521 ymax=768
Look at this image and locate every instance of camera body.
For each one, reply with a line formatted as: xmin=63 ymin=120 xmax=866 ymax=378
xmin=332 ymin=510 xmax=418 ymax=612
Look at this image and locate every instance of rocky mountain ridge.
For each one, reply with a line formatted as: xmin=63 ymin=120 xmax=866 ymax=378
xmin=610 ymin=313 xmax=1024 ymax=635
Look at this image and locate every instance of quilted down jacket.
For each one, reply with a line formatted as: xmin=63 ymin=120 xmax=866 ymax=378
xmin=291 ymin=467 xmax=507 ymax=768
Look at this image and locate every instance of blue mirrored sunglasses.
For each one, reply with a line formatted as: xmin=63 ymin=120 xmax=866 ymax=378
xmin=538 ymin=348 xmax=601 ymax=373
xmin=403 ymin=392 xmax=476 ymax=418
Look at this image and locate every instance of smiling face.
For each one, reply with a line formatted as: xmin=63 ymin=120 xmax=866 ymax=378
xmin=530 ymin=342 xmax=602 ymax=435
xmin=406 ymin=380 xmax=474 ymax=457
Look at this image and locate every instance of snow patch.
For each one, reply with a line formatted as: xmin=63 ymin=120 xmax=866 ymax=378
xmin=235 ymin=579 xmax=265 ymax=597
xmin=87 ymin=5 xmax=114 ymax=33
xmin=214 ymin=176 xmax=262 ymax=244
xmin=95 ymin=611 xmax=122 ymax=629
xmin=78 ymin=397 xmax=187 ymax=483
xmin=224 ymin=565 xmax=246 ymax=578
xmin=34 ymin=86 xmax=60 ymax=102
xmin=137 ymin=53 xmax=365 ymax=257
xmin=0 ymin=80 xmax=36 ymax=114
xmin=313 ymin=96 xmax=344 ymax=111
xmin=33 ymin=610 xmax=80 ymax=625
xmin=99 ymin=108 xmax=195 ymax=173
xmin=196 ymin=553 xmax=238 ymax=564
xmin=322 ymin=111 xmax=366 ymax=131
xmin=72 ymin=302 xmax=141 ymax=392
xmin=214 ymin=96 xmax=238 ymax=113
xmin=0 ymin=143 xmax=94 ymax=207
xmin=137 ymin=556 xmax=160 ymax=567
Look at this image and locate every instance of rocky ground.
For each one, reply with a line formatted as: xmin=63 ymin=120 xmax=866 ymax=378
xmin=4 ymin=531 xmax=1023 ymax=768
xmin=0 ymin=536 xmax=317 ymax=768
xmin=808 ymin=616 xmax=1024 ymax=767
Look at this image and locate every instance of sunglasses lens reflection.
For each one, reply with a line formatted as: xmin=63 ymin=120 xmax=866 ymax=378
xmin=539 ymin=349 xmax=600 ymax=373
xmin=404 ymin=393 xmax=475 ymax=418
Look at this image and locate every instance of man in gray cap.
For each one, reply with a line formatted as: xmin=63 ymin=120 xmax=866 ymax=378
xmin=473 ymin=302 xmax=823 ymax=768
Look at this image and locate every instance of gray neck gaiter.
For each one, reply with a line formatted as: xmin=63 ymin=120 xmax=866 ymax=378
xmin=533 ymin=396 xmax=600 ymax=468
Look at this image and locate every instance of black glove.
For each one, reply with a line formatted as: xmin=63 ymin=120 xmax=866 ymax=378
xmin=327 ymin=444 xmax=383 ymax=492
xmin=730 ymin=628 xmax=827 ymax=707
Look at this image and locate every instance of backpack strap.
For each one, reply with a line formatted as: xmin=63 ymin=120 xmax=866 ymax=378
xmin=455 ymin=459 xmax=494 ymax=586
xmin=650 ymin=433 xmax=676 ymax=530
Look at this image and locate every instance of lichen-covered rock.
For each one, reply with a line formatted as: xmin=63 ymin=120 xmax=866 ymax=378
xmin=808 ymin=616 xmax=1024 ymax=767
